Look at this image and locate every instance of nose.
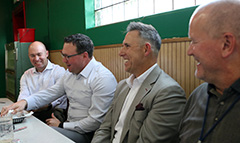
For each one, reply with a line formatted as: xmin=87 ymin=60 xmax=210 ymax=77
xmin=119 ymin=46 xmax=125 ymax=57
xmin=187 ymin=43 xmax=194 ymax=56
xmin=34 ymin=55 xmax=39 ymax=61
xmin=62 ymin=57 xmax=67 ymax=63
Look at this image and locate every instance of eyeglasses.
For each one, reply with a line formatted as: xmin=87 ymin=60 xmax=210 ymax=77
xmin=61 ymin=51 xmax=84 ymax=60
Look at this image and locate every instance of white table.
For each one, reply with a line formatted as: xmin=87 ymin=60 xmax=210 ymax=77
xmin=0 ymin=98 xmax=75 ymax=143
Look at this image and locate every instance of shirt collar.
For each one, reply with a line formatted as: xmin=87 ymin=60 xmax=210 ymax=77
xmin=33 ymin=60 xmax=52 ymax=73
xmin=76 ymin=57 xmax=96 ymax=79
xmin=207 ymin=78 xmax=240 ymax=98
xmin=207 ymin=84 xmax=221 ymax=97
xmin=126 ymin=63 xmax=158 ymax=88
xmin=230 ymin=78 xmax=240 ymax=93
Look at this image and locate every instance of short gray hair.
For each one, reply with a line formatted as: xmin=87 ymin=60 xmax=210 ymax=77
xmin=126 ymin=22 xmax=162 ymax=56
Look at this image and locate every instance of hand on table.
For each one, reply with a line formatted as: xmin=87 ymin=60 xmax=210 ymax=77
xmin=46 ymin=113 xmax=61 ymax=127
xmin=1 ymin=100 xmax=27 ymax=116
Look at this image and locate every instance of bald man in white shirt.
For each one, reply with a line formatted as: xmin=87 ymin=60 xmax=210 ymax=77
xmin=18 ymin=41 xmax=67 ymax=123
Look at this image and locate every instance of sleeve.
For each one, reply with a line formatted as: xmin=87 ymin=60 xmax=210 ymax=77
xmin=51 ymin=95 xmax=68 ymax=109
xmin=17 ymin=72 xmax=30 ymax=101
xmin=50 ymin=66 xmax=67 ymax=109
xmin=91 ymin=81 xmax=125 ymax=143
xmin=25 ymin=75 xmax=66 ymax=111
xmin=91 ymin=98 xmax=115 ymax=142
xmin=53 ymin=65 xmax=66 ymax=82
xmin=63 ymin=73 xmax=117 ymax=133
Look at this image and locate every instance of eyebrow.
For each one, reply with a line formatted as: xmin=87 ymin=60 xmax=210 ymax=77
xmin=123 ymin=43 xmax=130 ymax=47
xmin=61 ymin=52 xmax=66 ymax=55
xmin=30 ymin=52 xmax=42 ymax=56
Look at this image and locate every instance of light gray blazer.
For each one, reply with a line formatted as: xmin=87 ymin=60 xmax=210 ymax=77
xmin=92 ymin=66 xmax=186 ymax=143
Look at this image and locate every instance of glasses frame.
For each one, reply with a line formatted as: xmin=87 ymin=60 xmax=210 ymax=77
xmin=61 ymin=51 xmax=85 ymax=60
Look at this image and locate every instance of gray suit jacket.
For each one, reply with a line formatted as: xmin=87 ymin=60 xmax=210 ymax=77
xmin=92 ymin=66 xmax=186 ymax=143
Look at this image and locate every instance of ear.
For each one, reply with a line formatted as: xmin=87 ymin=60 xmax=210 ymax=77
xmin=222 ymin=33 xmax=235 ymax=58
xmin=144 ymin=42 xmax=152 ymax=56
xmin=82 ymin=51 xmax=89 ymax=58
xmin=46 ymin=50 xmax=49 ymax=58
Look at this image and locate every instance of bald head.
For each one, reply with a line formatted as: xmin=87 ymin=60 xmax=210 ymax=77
xmin=188 ymin=0 xmax=240 ymax=94
xmin=29 ymin=41 xmax=47 ymax=51
xmin=190 ymin=0 xmax=240 ymax=39
xmin=28 ymin=41 xmax=49 ymax=72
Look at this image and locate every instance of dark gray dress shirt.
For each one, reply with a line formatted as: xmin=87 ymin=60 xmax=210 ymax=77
xmin=179 ymin=78 xmax=240 ymax=143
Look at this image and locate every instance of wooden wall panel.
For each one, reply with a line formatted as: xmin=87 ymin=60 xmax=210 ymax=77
xmin=93 ymin=46 xmax=130 ymax=82
xmin=49 ymin=38 xmax=204 ymax=98
xmin=49 ymin=51 xmax=67 ymax=69
xmin=159 ymin=40 xmax=204 ymax=97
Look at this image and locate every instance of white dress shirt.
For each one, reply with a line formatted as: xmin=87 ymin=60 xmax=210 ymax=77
xmin=25 ymin=57 xmax=117 ymax=133
xmin=113 ymin=64 xmax=157 ymax=143
xmin=18 ymin=60 xmax=67 ymax=109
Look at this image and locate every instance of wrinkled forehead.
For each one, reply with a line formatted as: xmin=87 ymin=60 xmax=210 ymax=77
xmin=189 ymin=6 xmax=211 ymax=37
xmin=190 ymin=4 xmax=212 ymax=25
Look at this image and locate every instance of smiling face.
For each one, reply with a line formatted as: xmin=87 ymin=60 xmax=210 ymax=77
xmin=188 ymin=13 xmax=223 ymax=83
xmin=28 ymin=41 xmax=49 ymax=72
xmin=119 ymin=30 xmax=146 ymax=77
xmin=62 ymin=43 xmax=89 ymax=74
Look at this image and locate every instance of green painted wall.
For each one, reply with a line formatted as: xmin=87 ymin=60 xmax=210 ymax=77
xmin=24 ymin=0 xmax=196 ymax=51
xmin=48 ymin=0 xmax=84 ymax=50
xmin=0 ymin=0 xmax=13 ymax=98
xmin=25 ymin=0 xmax=49 ymax=48
xmin=0 ymin=0 xmax=197 ymax=98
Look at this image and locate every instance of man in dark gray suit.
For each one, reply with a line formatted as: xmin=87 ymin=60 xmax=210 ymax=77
xmin=92 ymin=22 xmax=186 ymax=143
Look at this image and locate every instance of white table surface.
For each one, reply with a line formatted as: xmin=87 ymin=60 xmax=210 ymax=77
xmin=0 ymin=98 xmax=75 ymax=143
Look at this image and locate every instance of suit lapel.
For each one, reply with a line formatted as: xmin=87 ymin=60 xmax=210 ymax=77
xmin=120 ymin=66 xmax=161 ymax=142
xmin=112 ymin=83 xmax=131 ymax=127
